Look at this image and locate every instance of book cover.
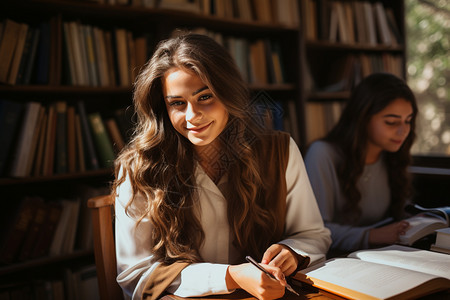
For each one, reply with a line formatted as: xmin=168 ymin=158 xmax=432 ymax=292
xmin=92 ymin=26 xmax=110 ymax=87
xmin=49 ymin=199 xmax=74 ymax=256
xmin=35 ymin=21 xmax=51 ymax=85
xmin=83 ymin=24 xmax=99 ymax=86
xmin=294 ymin=245 xmax=450 ymax=300
xmin=88 ymin=112 xmax=115 ymax=168
xmin=7 ymin=22 xmax=29 ymax=85
xmin=0 ymin=99 xmax=23 ymax=175
xmin=9 ymin=101 xmax=42 ymax=177
xmin=55 ymin=101 xmax=68 ymax=174
xmin=42 ymin=104 xmax=57 ymax=176
xmin=105 ymin=117 xmax=126 ymax=152
xmin=61 ymin=198 xmax=81 ymax=254
xmin=114 ymin=28 xmax=130 ymax=86
xmin=75 ymin=114 xmax=87 ymax=172
xmin=63 ymin=21 xmax=77 ymax=85
xmin=32 ymin=110 xmax=48 ymax=176
xmin=0 ymin=197 xmax=43 ymax=264
xmin=400 ymin=204 xmax=450 ymax=246
xmin=0 ymin=19 xmax=22 ymax=83
xmin=430 ymin=227 xmax=450 ymax=254
xmin=67 ymin=105 xmax=77 ymax=173
xmin=30 ymin=201 xmax=63 ymax=259
xmin=15 ymin=27 xmax=35 ymax=84
xmin=17 ymin=200 xmax=48 ymax=261
xmin=374 ymin=2 xmax=392 ymax=46
xmin=24 ymin=105 xmax=46 ymax=176
xmin=77 ymin=101 xmax=100 ymax=170
xmin=48 ymin=14 xmax=63 ymax=86
xmin=22 ymin=27 xmax=41 ymax=85
xmin=104 ymin=30 xmax=118 ymax=86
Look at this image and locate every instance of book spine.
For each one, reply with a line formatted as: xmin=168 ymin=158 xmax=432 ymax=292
xmin=88 ymin=112 xmax=115 ymax=168
xmin=77 ymin=101 xmax=100 ymax=170
xmin=0 ymin=100 xmax=23 ymax=175
xmin=55 ymin=101 xmax=68 ymax=174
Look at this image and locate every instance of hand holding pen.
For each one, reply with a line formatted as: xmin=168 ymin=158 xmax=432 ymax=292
xmin=246 ymin=256 xmax=300 ymax=296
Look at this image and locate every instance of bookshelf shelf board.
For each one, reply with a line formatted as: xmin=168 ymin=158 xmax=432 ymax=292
xmin=15 ymin=0 xmax=299 ymax=33
xmin=0 ymin=85 xmax=132 ymax=95
xmin=0 ymin=169 xmax=113 ymax=186
xmin=307 ymin=91 xmax=351 ymax=100
xmin=0 ymin=250 xmax=93 ymax=276
xmin=305 ymin=40 xmax=404 ymax=52
xmin=249 ymin=83 xmax=297 ymax=91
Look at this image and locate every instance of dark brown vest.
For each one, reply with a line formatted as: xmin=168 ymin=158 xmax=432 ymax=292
xmin=142 ymin=131 xmax=291 ymax=300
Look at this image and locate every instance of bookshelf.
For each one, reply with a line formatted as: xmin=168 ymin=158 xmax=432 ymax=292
xmin=299 ymin=0 xmax=406 ymax=146
xmin=0 ymin=0 xmax=304 ymax=297
xmin=0 ymin=0 xmax=408 ymax=297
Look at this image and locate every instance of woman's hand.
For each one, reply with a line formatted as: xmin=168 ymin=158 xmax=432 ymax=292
xmin=226 ymin=263 xmax=286 ymax=300
xmin=369 ymin=220 xmax=410 ymax=246
xmin=261 ymin=244 xmax=299 ymax=276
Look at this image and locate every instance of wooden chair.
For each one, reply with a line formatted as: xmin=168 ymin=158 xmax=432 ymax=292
xmin=87 ymin=194 xmax=124 ymax=300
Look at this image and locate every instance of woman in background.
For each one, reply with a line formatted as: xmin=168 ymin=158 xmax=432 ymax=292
xmin=112 ymin=33 xmax=330 ymax=300
xmin=305 ymin=72 xmax=417 ymax=256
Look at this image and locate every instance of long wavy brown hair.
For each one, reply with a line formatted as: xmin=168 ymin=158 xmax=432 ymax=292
xmin=112 ymin=33 xmax=279 ymax=264
xmin=324 ymin=73 xmax=418 ymax=224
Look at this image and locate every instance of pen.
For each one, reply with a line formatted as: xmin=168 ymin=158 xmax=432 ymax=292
xmin=245 ymin=255 xmax=299 ymax=296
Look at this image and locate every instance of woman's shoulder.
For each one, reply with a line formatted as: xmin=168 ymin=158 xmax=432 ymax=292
xmin=306 ymin=140 xmax=340 ymax=162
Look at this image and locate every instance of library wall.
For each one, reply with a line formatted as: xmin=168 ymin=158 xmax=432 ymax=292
xmin=0 ymin=0 xmax=304 ymax=298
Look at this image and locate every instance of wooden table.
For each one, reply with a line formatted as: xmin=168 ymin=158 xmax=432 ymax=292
xmin=160 ymin=282 xmax=347 ymax=300
xmin=160 ymin=282 xmax=450 ymax=300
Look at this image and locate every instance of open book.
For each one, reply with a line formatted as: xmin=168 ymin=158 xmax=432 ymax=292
xmin=293 ymin=245 xmax=450 ymax=300
xmin=399 ymin=204 xmax=450 ymax=246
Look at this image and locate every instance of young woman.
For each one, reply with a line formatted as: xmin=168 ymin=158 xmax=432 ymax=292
xmin=112 ymin=33 xmax=331 ymax=300
xmin=305 ymin=72 xmax=418 ymax=256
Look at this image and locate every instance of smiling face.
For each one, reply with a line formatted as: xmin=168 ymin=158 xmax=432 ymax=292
xmin=163 ymin=67 xmax=229 ymax=150
xmin=366 ymin=97 xmax=414 ymax=162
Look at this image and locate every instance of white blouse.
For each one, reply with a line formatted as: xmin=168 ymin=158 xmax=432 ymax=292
xmin=115 ymin=137 xmax=331 ymax=299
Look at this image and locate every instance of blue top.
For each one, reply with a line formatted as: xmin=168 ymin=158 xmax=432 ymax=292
xmin=305 ymin=140 xmax=391 ymax=253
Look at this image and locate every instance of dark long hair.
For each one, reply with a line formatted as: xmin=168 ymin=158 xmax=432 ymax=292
xmin=324 ymin=73 xmax=418 ymax=223
xmin=112 ymin=33 xmax=278 ymax=263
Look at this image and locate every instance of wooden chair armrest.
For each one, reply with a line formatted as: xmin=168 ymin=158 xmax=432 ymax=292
xmin=87 ymin=194 xmax=114 ymax=208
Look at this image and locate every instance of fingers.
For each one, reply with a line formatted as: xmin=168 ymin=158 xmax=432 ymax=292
xmin=259 ymin=263 xmax=287 ymax=286
xmin=262 ymin=244 xmax=298 ymax=275
xmin=398 ymin=220 xmax=410 ymax=236
xmin=261 ymin=244 xmax=281 ymax=265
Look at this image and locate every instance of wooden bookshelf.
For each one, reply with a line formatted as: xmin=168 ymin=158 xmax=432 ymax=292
xmin=0 ymin=0 xmax=407 ymax=297
xmin=0 ymin=0 xmax=305 ymax=297
xmin=299 ymin=0 xmax=406 ymax=146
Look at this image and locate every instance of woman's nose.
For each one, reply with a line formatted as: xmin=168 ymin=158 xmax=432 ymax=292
xmin=397 ymin=124 xmax=409 ymax=136
xmin=186 ymin=103 xmax=201 ymax=122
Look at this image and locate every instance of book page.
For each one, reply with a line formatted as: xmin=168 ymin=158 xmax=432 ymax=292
xmin=399 ymin=215 xmax=447 ymax=245
xmin=298 ymin=258 xmax=443 ymax=300
xmin=348 ymin=245 xmax=450 ymax=279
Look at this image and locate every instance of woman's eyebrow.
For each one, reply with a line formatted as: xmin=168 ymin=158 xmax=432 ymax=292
xmin=192 ymin=86 xmax=208 ymax=96
xmin=383 ymin=113 xmax=414 ymax=118
xmin=165 ymin=86 xmax=209 ymax=99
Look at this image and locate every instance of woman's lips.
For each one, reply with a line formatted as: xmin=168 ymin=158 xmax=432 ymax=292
xmin=187 ymin=122 xmax=212 ymax=133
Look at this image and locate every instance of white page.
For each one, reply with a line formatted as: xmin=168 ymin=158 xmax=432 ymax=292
xmin=348 ymin=245 xmax=450 ymax=279
xmin=302 ymin=258 xmax=440 ymax=299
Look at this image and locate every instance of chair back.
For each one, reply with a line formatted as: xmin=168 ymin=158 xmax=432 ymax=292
xmin=87 ymin=194 xmax=124 ymax=300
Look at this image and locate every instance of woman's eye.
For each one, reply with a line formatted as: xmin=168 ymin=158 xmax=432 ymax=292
xmin=385 ymin=121 xmax=397 ymax=126
xmin=169 ymin=101 xmax=185 ymax=107
xmin=199 ymin=94 xmax=212 ymax=101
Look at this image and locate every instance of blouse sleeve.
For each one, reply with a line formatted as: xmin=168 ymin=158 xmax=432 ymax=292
xmin=279 ymin=138 xmax=331 ymax=265
xmin=304 ymin=141 xmax=371 ymax=253
xmin=115 ymin=168 xmax=233 ymax=299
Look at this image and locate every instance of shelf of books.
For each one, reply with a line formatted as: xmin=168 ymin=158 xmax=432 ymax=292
xmin=299 ymin=0 xmax=406 ymax=146
xmin=0 ymin=0 xmax=304 ymax=297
